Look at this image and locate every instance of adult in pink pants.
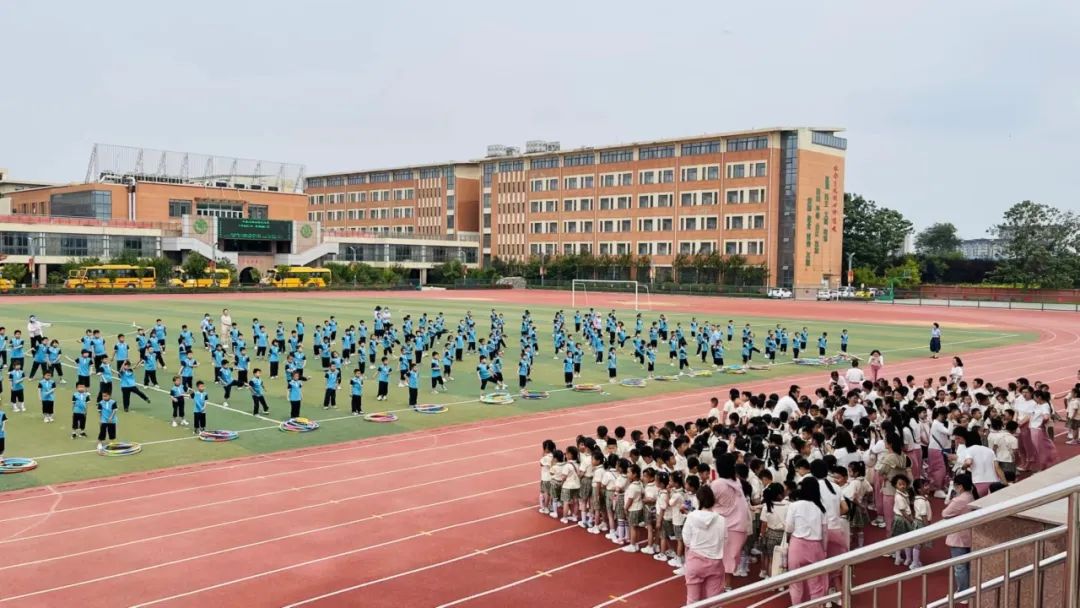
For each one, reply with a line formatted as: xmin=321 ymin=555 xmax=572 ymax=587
xmin=875 ymin=434 xmax=909 ymax=535
xmin=785 ymin=478 xmax=829 ymax=605
xmin=868 ymin=350 xmax=884 ymax=383
xmin=812 ymin=460 xmax=851 ymax=591
xmin=711 ymin=453 xmax=750 ymax=585
xmin=927 ymin=447 xmax=947 ymax=490
xmin=681 ymin=486 xmax=728 ymax=604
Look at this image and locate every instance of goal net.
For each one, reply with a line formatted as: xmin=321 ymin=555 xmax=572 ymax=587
xmin=571 ymin=279 xmax=651 ymax=311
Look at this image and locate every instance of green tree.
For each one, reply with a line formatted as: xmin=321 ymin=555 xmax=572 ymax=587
xmin=884 ymin=256 xmax=922 ymax=288
xmin=843 ymin=193 xmax=914 ymax=273
xmin=1 ymin=263 xmax=28 ymax=283
xmin=992 ymin=201 xmax=1080 ymax=288
xmin=181 ymin=253 xmax=210 ymax=281
xmin=915 ymin=222 xmax=962 ymax=256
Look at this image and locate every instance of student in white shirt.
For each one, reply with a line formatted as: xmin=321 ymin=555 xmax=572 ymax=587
xmin=785 ymin=478 xmax=828 ymax=605
xmin=681 ymin=485 xmax=727 ymax=603
xmin=949 ymin=357 xmax=964 ymax=385
xmin=844 ymin=359 xmax=866 ymax=387
xmin=952 ymin=427 xmax=1003 ymax=496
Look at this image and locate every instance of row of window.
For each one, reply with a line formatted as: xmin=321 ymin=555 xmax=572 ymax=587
xmin=530 ymin=213 xmax=765 ymax=235
xmin=521 ymin=163 xmax=764 ymax=192
xmin=524 ymin=187 xmax=767 ymax=212
xmin=0 ymin=232 xmax=158 ymax=257
xmin=530 ymin=239 xmax=754 ymax=257
xmin=498 ymin=138 xmax=772 ymax=173
xmin=309 ymin=206 xmax=414 ymax=222
xmin=310 ymin=188 xmax=416 ymax=205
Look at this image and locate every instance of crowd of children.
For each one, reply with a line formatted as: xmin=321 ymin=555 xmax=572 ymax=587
xmin=538 ymin=366 xmax=1079 ymax=605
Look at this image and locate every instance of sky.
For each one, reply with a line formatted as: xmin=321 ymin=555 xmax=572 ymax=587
xmin=2 ymin=0 xmax=1077 ymax=238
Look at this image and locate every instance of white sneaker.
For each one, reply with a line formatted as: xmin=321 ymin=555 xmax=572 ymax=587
xmin=559 ymin=517 xmax=569 ymax=524
xmin=667 ymin=557 xmax=683 ymax=567
xmin=548 ymin=511 xmax=559 ymax=519
xmin=171 ymin=420 xmax=178 ymax=427
xmin=538 ymin=508 xmax=549 ymax=514
xmin=588 ymin=527 xmax=602 ymax=535
xmin=97 ymin=442 xmax=104 ymax=450
xmin=652 ymin=552 xmax=668 ymax=562
xmin=578 ymin=521 xmax=588 ymax=528
xmin=180 ymin=420 xmax=189 ymax=426
xmin=605 ymin=532 xmax=615 ymax=540
xmin=910 ymin=562 xmax=923 ymax=570
xmin=673 ymin=567 xmax=685 ymax=576
xmin=934 ymin=490 xmax=948 ymax=499
xmin=222 ymin=401 xmax=229 ymax=407
xmin=620 ymin=544 xmax=638 ymax=553
xmin=641 ymin=546 xmax=656 ymax=555
xmin=760 ymin=571 xmax=769 ymax=579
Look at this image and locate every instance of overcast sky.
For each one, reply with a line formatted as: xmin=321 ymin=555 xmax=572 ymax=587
xmin=2 ymin=0 xmax=1076 ymax=237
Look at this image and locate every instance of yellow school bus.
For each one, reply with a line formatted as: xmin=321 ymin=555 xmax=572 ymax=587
xmin=64 ymin=265 xmax=157 ymax=289
xmin=263 ymin=266 xmax=331 ymax=289
xmin=169 ymin=267 xmax=232 ymax=289
xmin=0 ymin=278 xmax=14 ymax=292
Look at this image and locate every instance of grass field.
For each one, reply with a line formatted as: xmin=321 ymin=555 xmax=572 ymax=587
xmin=0 ymin=293 xmax=1032 ymax=491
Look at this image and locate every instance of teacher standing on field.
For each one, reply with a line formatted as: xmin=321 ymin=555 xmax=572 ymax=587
xmin=929 ymin=323 xmax=942 ymax=359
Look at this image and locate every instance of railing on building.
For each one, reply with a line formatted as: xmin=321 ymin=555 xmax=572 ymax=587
xmin=685 ymin=476 xmax=1080 ymax=608
xmin=0 ymin=214 xmax=182 ymax=235
xmin=323 ymin=227 xmax=480 ymax=243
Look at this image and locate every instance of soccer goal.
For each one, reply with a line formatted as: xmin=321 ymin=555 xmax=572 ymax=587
xmin=571 ymin=279 xmax=651 ymax=311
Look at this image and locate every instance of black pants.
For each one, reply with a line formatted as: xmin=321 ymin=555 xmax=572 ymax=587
xmin=51 ymin=363 xmax=63 ymax=378
xmin=351 ymin=395 xmax=363 ymax=413
xmin=93 ymin=354 xmax=105 ymax=372
xmin=455 ymin=349 xmax=463 ymax=362
xmin=194 ymin=412 xmax=206 ymax=429
xmin=237 ymin=370 xmax=248 ymax=386
xmin=72 ymin=412 xmax=86 ymax=431
xmin=144 ymin=370 xmax=158 ymax=386
xmin=432 ymin=377 xmax=444 ymax=389
xmin=480 ymin=378 xmax=490 ymax=391
xmin=121 ymin=386 xmax=149 ymax=411
xmin=793 ymin=347 xmax=801 ymax=358
xmin=408 ymin=387 xmax=418 ymax=405
xmin=182 ymin=376 xmax=193 ymax=391
xmin=257 ymin=346 xmax=266 ymax=358
xmin=564 ymin=371 xmax=573 ymax=386
xmin=77 ymin=374 xmax=91 ymax=389
xmin=358 ymin=361 xmax=367 ymax=375
xmin=224 ymin=381 xmax=236 ymax=400
xmin=42 ymin=400 xmax=55 ymax=415
xmin=98 ymin=423 xmax=116 ymax=441
xmin=323 ymin=389 xmax=336 ymax=407
xmin=0 ymin=351 xmax=6 ymax=368
xmin=29 ymin=360 xmax=46 ymax=379
xmin=270 ymin=361 xmax=279 ymax=378
xmin=290 ymin=400 xmax=301 ymax=418
xmin=378 ymin=381 xmax=388 ymax=397
xmin=819 ymin=347 xmax=826 ymax=356
xmin=252 ymin=395 xmax=268 ymax=415
xmin=172 ymin=397 xmax=185 ymax=418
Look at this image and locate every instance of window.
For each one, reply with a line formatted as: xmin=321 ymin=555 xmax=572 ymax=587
xmin=1 ymin=232 xmax=30 ymax=255
xmin=753 ymin=214 xmax=766 ymax=229
xmin=600 ymin=149 xmax=633 ymax=164
xmin=748 ymin=240 xmax=765 ymax=255
xmin=306 ymin=178 xmax=325 ymax=189
xmin=681 ymin=167 xmax=699 ymax=182
xmin=705 ymin=165 xmax=720 ymax=180
xmin=168 ymin=199 xmax=192 ymax=217
xmin=531 ymin=156 xmax=560 ymax=170
xmin=370 ymin=172 xmax=390 ymax=183
xmin=582 ymin=175 xmax=594 ymax=188
xmin=656 ymin=242 xmax=672 ymax=255
xmin=326 ymin=176 xmax=345 ymax=187
xmin=749 ymin=188 xmax=765 ymax=203
xmin=682 ymin=141 xmax=721 ymax=156
xmin=564 ymin=153 xmax=594 ymax=167
xmin=546 ymin=178 xmax=558 ymax=191
xmin=446 ymin=194 xmax=455 ymax=210
xmin=531 ymin=179 xmax=545 ymax=192
xmin=681 ymin=192 xmax=697 ymax=207
xmin=657 ymin=193 xmax=673 ymax=207
xmin=60 ymin=236 xmax=89 ymax=256
xmin=638 ymin=242 xmax=652 ymax=256
xmin=725 ymin=241 xmax=740 ymax=255
xmin=482 ymin=193 xmax=491 ymax=209
xmin=497 ymin=160 xmax=524 ymax=172
xmin=563 ymin=199 xmax=576 ymax=212
xmin=564 ymin=221 xmax=577 ymax=233
xmin=682 ymin=217 xmax=698 ymax=231
xmin=727 ymin=163 xmax=746 ymax=179
xmin=727 ymin=136 xmax=768 ymax=151
xmin=599 ymin=197 xmax=613 ymax=210
xmin=616 ymin=196 xmax=631 ymax=209
xmin=638 ymin=218 xmax=654 ymax=231
xmin=564 ymin=176 xmax=578 ymax=190
xmin=530 ymin=201 xmax=543 ymax=213
xmin=600 ymin=173 xmax=615 ymax=187
xmin=618 ymin=172 xmax=632 ymax=186
xmin=751 ymin=162 xmax=767 ymax=177
xmin=545 ymin=200 xmax=558 ymax=212
xmin=638 ymin=194 xmax=653 ymax=209
xmin=248 ymin=205 xmax=268 ymax=219
xmin=639 ymin=145 xmax=674 ymax=160
xmin=49 ymin=190 xmax=113 ymax=219
xmin=705 ymin=217 xmax=718 ymax=230
xmin=579 ymin=198 xmax=593 ymax=211
xmin=547 ymin=221 xmax=558 ymax=233
xmin=726 ymin=215 xmax=744 ymax=230
xmin=392 ymin=169 xmax=414 ymax=181
xmin=639 ymin=170 xmax=655 ymax=185
xmin=659 ymin=169 xmax=674 ymax=183
xmin=600 ymin=220 xmax=616 ymax=232
xmin=419 ymin=167 xmax=441 ymax=179
xmin=196 ymin=201 xmax=244 ymax=218
xmin=701 ymin=191 xmax=717 ymax=205
xmin=345 ymin=174 xmax=366 ymax=185
xmin=659 ymin=218 xmax=673 ymax=231
xmin=446 ymin=215 xmax=455 ymax=229
xmin=812 ymin=132 xmax=848 ymax=150
xmin=582 ymin=221 xmax=593 ymax=232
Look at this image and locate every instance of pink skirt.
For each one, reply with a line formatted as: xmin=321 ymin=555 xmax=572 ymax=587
xmin=928 ymin=448 xmax=947 ymax=491
xmin=1018 ymin=426 xmax=1035 ymax=469
xmin=883 ymin=493 xmax=896 ymax=535
xmin=869 ymin=364 xmax=883 ymax=383
xmin=684 ymin=550 xmax=726 ymax=603
xmin=906 ymin=448 xmax=924 ymax=481
xmin=788 ymin=536 xmax=828 ymax=604
xmin=872 ymin=472 xmax=885 ymax=516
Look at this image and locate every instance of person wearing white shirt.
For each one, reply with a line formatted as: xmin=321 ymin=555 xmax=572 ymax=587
xmin=773 ymin=385 xmax=800 ymax=419
xmin=219 ymin=309 xmax=233 ymax=345
xmin=952 ymin=428 xmax=1003 ymax=495
xmin=1013 ymin=388 xmax=1037 ymax=471
xmin=948 ymin=357 xmax=964 ymax=385
xmin=844 ymin=360 xmax=866 ymax=387
xmin=841 ymin=396 xmax=868 ymax=425
xmin=1028 ymin=390 xmax=1058 ymax=471
xmin=681 ymin=486 xmax=727 ymax=603
xmin=785 ymin=479 xmax=828 ymax=604
xmin=928 ymin=408 xmax=952 ymax=497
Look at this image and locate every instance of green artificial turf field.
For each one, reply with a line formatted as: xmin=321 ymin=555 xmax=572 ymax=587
xmin=0 ymin=295 xmax=1032 ymax=491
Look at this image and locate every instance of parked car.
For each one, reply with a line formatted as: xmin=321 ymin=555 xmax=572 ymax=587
xmin=816 ymin=289 xmax=834 ymax=301
xmin=767 ymin=287 xmax=793 ymax=299
xmin=836 ymin=286 xmax=856 ymax=299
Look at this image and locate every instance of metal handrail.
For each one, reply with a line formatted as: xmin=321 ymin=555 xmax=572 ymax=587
xmin=684 ymin=476 xmax=1080 ymax=608
xmin=926 ymin=552 xmax=1067 ymax=608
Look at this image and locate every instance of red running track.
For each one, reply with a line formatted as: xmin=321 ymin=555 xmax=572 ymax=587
xmin=0 ymin=292 xmax=1078 ymax=608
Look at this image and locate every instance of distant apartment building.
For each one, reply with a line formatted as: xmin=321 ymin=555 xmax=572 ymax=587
xmin=960 ymin=238 xmax=1005 ymax=260
xmin=478 ymin=127 xmax=847 ymax=288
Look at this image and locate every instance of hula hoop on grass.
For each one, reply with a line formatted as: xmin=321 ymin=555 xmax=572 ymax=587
xmin=795 ymin=358 xmax=824 ymax=366
xmin=720 ymin=366 xmax=747 ymax=375
xmin=747 ymin=364 xmax=771 ymax=371
xmin=279 ymin=418 xmax=320 ymax=432
xmin=412 ymin=404 xmax=448 ymax=414
xmin=620 ymin=378 xmax=647 ymax=388
xmin=520 ymin=390 xmax=550 ymax=400
xmin=364 ymin=412 xmax=399 ymax=423
xmin=653 ymin=375 xmax=680 ymax=382
xmin=685 ymin=369 xmax=714 ymax=378
xmin=0 ymin=458 xmax=38 ymax=474
xmin=199 ymin=430 xmax=239 ymax=442
xmin=573 ymin=383 xmax=603 ymax=393
xmin=481 ymin=392 xmax=515 ymax=404
xmin=98 ymin=442 xmax=142 ymax=456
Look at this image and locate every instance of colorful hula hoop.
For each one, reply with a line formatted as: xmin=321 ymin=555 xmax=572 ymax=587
xmin=685 ymin=369 xmax=713 ymax=378
xmin=279 ymin=417 xmax=320 ymax=432
xmin=653 ymin=375 xmax=681 ymax=382
xmin=199 ymin=429 xmax=239 ymax=442
xmin=481 ymin=392 xmax=515 ymax=404
xmin=0 ymin=457 xmax=38 ymax=474
xmin=98 ymin=441 xmax=142 ymax=456
xmin=795 ymin=358 xmax=824 ymax=366
xmin=747 ymin=364 xmax=771 ymax=371
xmin=620 ymin=378 xmax=647 ymax=388
xmin=412 ymin=404 xmax=448 ymax=414
xmin=572 ymin=383 xmax=603 ymax=392
xmin=364 ymin=412 xmax=399 ymax=422
xmin=722 ymin=366 xmax=748 ymax=374
xmin=520 ymin=389 xmax=550 ymax=400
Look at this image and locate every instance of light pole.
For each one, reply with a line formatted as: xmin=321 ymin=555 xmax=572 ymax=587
xmin=846 ymin=251 xmax=855 ymax=287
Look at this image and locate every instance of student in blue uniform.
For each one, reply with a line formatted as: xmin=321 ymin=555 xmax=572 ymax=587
xmin=47 ymin=339 xmax=64 ymax=384
xmin=71 ymin=384 xmax=90 ymax=438
xmin=349 ymin=369 xmax=364 ymax=415
xmin=323 ymin=364 xmax=339 ymax=409
xmin=38 ymin=370 xmax=56 ymax=423
xmin=96 ymin=391 xmax=119 ymax=451
xmin=118 ymin=361 xmax=150 ymax=412
xmin=430 ymin=352 xmax=445 ymax=393
xmin=191 ymin=381 xmax=209 ymax=434
xmin=168 ymin=375 xmax=189 ymax=427
xmin=607 ymin=348 xmax=618 ymax=382
xmin=7 ymin=361 xmax=25 ymax=412
xmin=376 ymin=357 xmax=391 ymax=401
xmin=249 ymin=368 xmax=268 ymax=415
xmin=287 ymin=371 xmax=304 ymax=418
xmin=477 ymin=356 xmax=493 ymax=392
xmin=562 ymin=354 xmax=575 ymax=388
xmin=840 ymin=329 xmax=850 ymax=353
xmin=818 ymin=332 xmax=828 ymax=357
xmin=407 ymin=364 xmax=419 ymax=406
xmin=9 ymin=330 xmax=25 ymax=373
